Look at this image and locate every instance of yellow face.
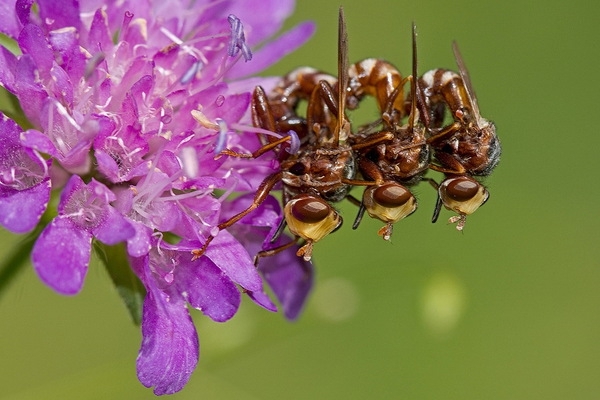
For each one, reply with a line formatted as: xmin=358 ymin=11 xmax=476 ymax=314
xmin=284 ymin=194 xmax=342 ymax=244
xmin=438 ymin=176 xmax=489 ymax=230
xmin=361 ymin=182 xmax=417 ymax=240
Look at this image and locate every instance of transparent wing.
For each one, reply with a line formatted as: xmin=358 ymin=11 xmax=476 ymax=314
xmin=452 ymin=42 xmax=484 ymax=126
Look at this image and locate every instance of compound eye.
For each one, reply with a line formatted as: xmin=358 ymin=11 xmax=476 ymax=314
xmin=373 ymin=183 xmax=412 ymax=208
xmin=445 ymin=177 xmax=480 ymax=201
xmin=291 ymin=196 xmax=330 ymax=223
xmin=289 ymin=162 xmax=306 ymax=175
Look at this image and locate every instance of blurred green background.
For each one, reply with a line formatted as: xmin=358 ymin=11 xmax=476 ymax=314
xmin=2 ymin=0 xmax=599 ymax=398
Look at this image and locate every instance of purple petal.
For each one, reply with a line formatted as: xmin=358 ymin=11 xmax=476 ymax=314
xmin=257 ymin=243 xmax=314 ymax=320
xmin=13 ymin=56 xmax=48 ymax=127
xmin=221 ymin=193 xmax=281 ymax=226
xmin=0 ymin=0 xmax=20 ymax=38
xmin=93 ymin=148 xmax=120 ymax=181
xmin=0 ymin=47 xmax=18 ymax=91
xmin=93 ymin=206 xmax=136 ymax=245
xmin=108 ymin=58 xmax=154 ymax=110
xmin=93 ymin=123 xmax=150 ymax=183
xmin=227 ymin=21 xmax=315 ymax=80
xmin=49 ymin=62 xmax=73 ymax=106
xmin=221 ymin=193 xmax=282 ymax=245
xmin=56 ymin=173 xmax=84 ymax=212
xmin=55 ymin=176 xmax=131 ymax=241
xmin=37 ymin=99 xmax=95 ymax=172
xmin=21 ymin=129 xmax=59 ymax=157
xmin=126 ymin=221 xmax=153 ymax=257
xmin=18 ymin=24 xmax=54 ymax=77
xmin=176 ymin=259 xmax=241 ymax=322
xmin=137 ymin=283 xmax=198 ymax=396
xmin=15 ymin=0 xmax=34 ymax=26
xmin=172 ymin=196 xmax=221 ymax=240
xmin=32 ymin=217 xmax=92 ymax=295
xmin=246 ymin=289 xmax=278 ymax=312
xmin=87 ymin=7 xmax=112 ymax=53
xmin=205 ymin=230 xmax=263 ymax=292
xmin=226 ymin=0 xmax=295 ymax=45
xmin=207 ymin=93 xmax=251 ymax=125
xmin=48 ymin=27 xmax=86 ymax=81
xmin=220 ymin=193 xmax=313 ymax=318
xmin=0 ymin=179 xmax=50 ymax=233
xmin=37 ymin=0 xmax=81 ymax=31
xmin=227 ymin=211 xmax=314 ymax=320
xmin=0 ymin=113 xmax=51 ymax=232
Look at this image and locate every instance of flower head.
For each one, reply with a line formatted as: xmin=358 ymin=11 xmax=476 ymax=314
xmin=0 ymin=0 xmax=316 ymax=394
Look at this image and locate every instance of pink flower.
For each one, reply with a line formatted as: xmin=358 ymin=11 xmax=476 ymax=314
xmin=0 ymin=0 xmax=315 ymax=394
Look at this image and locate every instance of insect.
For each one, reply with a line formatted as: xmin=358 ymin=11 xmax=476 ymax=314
xmin=418 ymin=42 xmax=501 ymax=230
xmin=347 ymin=24 xmax=429 ymax=240
xmin=257 ymin=67 xmax=337 ymax=152
xmin=272 ymin=58 xmax=407 ymax=139
xmin=268 ymin=29 xmax=429 ymax=241
xmin=268 ymin=26 xmax=432 ymax=241
xmin=192 ymin=7 xmax=358 ymax=262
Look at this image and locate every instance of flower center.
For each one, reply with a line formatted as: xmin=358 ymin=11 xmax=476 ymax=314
xmin=63 ymin=188 xmax=108 ymax=229
xmin=0 ymin=152 xmax=46 ymax=190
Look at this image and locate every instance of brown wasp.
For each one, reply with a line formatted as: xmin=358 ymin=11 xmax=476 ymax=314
xmin=193 ymin=7 xmax=359 ymax=261
xmin=418 ymin=42 xmax=501 ymax=230
xmin=272 ymin=26 xmax=429 ymax=241
xmin=347 ymin=24 xmax=429 ymax=240
xmin=275 ymin=58 xmax=406 ymax=133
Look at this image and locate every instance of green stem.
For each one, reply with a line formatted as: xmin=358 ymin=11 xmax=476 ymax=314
xmin=0 ymin=229 xmax=39 ymax=298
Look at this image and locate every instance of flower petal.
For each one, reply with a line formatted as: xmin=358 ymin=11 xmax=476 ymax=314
xmin=205 ymin=229 xmax=262 ymax=292
xmin=137 ymin=280 xmax=198 ymax=396
xmin=0 ymin=1 xmax=20 ymax=38
xmin=93 ymin=206 xmax=136 ymax=245
xmin=176 ymin=258 xmax=241 ymax=322
xmin=18 ymin=24 xmax=54 ymax=78
xmin=226 ymin=0 xmax=295 ymax=45
xmin=0 ymin=113 xmax=51 ymax=232
xmin=221 ymin=194 xmax=313 ymax=318
xmin=246 ymin=289 xmax=278 ymax=312
xmin=0 ymin=179 xmax=50 ymax=233
xmin=126 ymin=221 xmax=153 ymax=257
xmin=32 ymin=217 xmax=92 ymax=295
xmin=21 ymin=129 xmax=59 ymax=157
xmin=37 ymin=0 xmax=81 ymax=31
xmin=12 ymin=56 xmax=48 ymax=127
xmin=0 ymin=47 xmax=18 ymax=91
xmin=48 ymin=27 xmax=87 ymax=81
xmin=257 ymin=242 xmax=314 ymax=320
xmin=15 ymin=0 xmax=34 ymax=26
xmin=227 ymin=21 xmax=315 ymax=80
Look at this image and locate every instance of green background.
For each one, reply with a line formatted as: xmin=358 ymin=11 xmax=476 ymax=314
xmin=2 ymin=0 xmax=599 ymax=398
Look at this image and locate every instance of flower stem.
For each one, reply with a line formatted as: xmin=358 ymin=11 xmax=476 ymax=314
xmin=0 ymin=227 xmax=41 ymax=298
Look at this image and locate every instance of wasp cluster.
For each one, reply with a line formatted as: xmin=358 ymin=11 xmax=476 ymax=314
xmin=193 ymin=8 xmax=501 ymax=262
